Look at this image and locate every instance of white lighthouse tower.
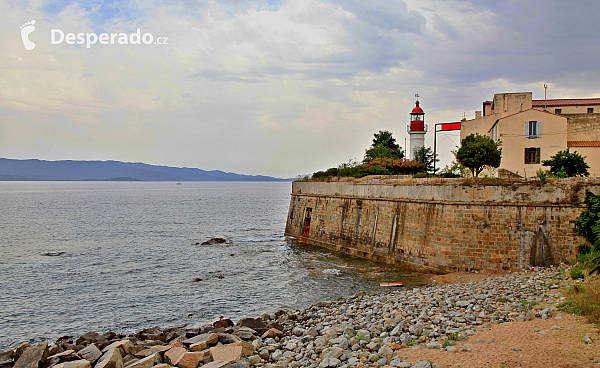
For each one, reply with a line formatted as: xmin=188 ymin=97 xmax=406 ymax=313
xmin=407 ymin=98 xmax=427 ymax=159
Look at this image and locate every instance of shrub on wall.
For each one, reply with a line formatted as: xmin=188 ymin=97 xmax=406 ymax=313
xmin=542 ymin=148 xmax=590 ymax=177
xmin=365 ymin=158 xmax=426 ymax=175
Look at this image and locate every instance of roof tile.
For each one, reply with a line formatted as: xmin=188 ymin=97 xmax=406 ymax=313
xmin=533 ymin=98 xmax=600 ymax=107
xmin=567 ymin=141 xmax=600 ymax=147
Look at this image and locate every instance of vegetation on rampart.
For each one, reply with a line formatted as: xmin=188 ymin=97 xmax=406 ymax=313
xmin=542 ymin=148 xmax=590 ymax=178
xmin=311 ymin=131 xmax=428 ymax=179
xmin=562 ymin=189 xmax=600 ymax=325
xmin=456 ymin=133 xmax=502 ymax=177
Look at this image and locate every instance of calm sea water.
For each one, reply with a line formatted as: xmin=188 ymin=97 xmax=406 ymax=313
xmin=0 ymin=181 xmax=427 ymax=351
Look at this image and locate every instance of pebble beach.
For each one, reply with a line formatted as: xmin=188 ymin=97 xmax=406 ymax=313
xmin=2 ymin=266 xmax=599 ymax=368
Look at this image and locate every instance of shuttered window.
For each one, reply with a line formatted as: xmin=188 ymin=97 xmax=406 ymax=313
xmin=524 ymin=148 xmax=540 ymax=164
xmin=525 ymin=121 xmax=542 ymax=138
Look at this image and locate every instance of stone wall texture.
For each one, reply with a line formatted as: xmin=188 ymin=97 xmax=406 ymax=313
xmin=284 ymin=177 xmax=600 ymax=273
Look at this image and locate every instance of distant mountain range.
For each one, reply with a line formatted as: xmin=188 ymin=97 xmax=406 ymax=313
xmin=0 ymin=158 xmax=292 ymax=182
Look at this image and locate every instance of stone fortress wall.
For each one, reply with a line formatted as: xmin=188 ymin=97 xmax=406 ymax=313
xmin=284 ymin=177 xmax=600 ymax=273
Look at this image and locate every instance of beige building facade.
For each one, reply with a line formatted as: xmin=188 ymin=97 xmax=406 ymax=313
xmin=461 ymin=92 xmax=600 ymax=177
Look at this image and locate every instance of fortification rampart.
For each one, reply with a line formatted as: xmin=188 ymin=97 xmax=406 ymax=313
xmin=284 ymin=177 xmax=600 ymax=273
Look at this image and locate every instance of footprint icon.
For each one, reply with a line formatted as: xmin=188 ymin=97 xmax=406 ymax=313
xmin=20 ymin=20 xmax=36 ymax=51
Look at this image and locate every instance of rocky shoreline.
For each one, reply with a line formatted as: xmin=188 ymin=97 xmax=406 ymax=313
xmin=0 ymin=267 xmax=587 ymax=368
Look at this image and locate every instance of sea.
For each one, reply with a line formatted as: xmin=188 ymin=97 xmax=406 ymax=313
xmin=0 ymin=181 xmax=428 ymax=351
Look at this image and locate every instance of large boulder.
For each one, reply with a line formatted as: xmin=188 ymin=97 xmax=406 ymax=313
xmin=78 ymin=345 xmax=102 ymax=364
xmin=53 ymin=360 xmax=91 ymax=368
xmin=102 ymin=341 xmax=133 ymax=358
xmin=77 ymin=333 xmax=108 ymax=349
xmin=213 ymin=320 xmax=233 ymax=329
xmin=13 ymin=343 xmax=48 ymax=368
xmin=176 ymin=352 xmax=210 ymax=368
xmin=164 ymin=347 xmax=186 ymax=366
xmin=184 ymin=334 xmax=218 ymax=351
xmin=95 ymin=349 xmax=123 ymax=368
xmin=123 ymin=353 xmax=156 ymax=368
xmin=236 ymin=318 xmax=267 ymax=335
xmin=209 ymin=345 xmax=243 ymax=363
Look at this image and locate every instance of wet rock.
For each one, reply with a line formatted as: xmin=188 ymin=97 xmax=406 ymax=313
xmin=77 ymin=333 xmax=108 ymax=349
xmin=236 ymin=318 xmax=267 ymax=335
xmin=13 ymin=343 xmax=48 ymax=368
xmin=43 ymin=251 xmax=67 ymax=257
xmin=201 ymin=238 xmax=227 ymax=245
xmin=213 ymin=320 xmax=234 ymax=329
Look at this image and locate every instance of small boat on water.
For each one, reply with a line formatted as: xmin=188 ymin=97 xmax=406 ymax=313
xmin=379 ymin=282 xmax=404 ymax=287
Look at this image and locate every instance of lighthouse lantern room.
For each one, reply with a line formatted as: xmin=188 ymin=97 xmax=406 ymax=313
xmin=407 ymin=99 xmax=427 ymax=159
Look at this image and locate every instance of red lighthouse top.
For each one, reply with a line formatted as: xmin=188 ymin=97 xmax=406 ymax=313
xmin=411 ymin=100 xmax=424 ymax=115
xmin=409 ymin=100 xmax=425 ymax=132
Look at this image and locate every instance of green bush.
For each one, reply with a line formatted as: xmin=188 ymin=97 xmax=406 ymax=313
xmin=571 ymin=268 xmax=585 ymax=279
xmin=578 ymin=244 xmax=592 ymax=255
xmin=366 ymin=157 xmax=426 ymax=175
xmin=456 ymin=133 xmax=502 ymax=177
xmin=542 ymin=148 xmax=590 ymax=177
xmin=413 ymin=172 xmax=430 ymax=178
xmin=576 ymin=190 xmax=600 ymax=252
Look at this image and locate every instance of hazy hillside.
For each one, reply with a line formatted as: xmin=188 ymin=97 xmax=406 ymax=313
xmin=0 ymin=158 xmax=291 ymax=182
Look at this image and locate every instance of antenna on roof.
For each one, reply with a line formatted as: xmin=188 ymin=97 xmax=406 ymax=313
xmin=544 ymin=84 xmax=548 ymax=111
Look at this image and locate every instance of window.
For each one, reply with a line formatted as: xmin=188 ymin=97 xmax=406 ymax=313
xmin=525 ymin=148 xmax=540 ymax=164
xmin=588 ymin=108 xmax=594 ymax=114
xmin=525 ymin=121 xmax=542 ymax=138
xmin=554 ymin=108 xmax=562 ymax=114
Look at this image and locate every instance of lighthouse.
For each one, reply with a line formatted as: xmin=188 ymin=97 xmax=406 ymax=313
xmin=407 ymin=99 xmax=427 ymax=159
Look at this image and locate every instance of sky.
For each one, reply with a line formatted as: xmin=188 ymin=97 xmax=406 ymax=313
xmin=1 ymin=0 xmax=600 ymax=178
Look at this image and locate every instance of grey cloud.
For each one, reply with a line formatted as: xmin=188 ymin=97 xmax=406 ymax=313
xmin=188 ymin=71 xmax=262 ymax=84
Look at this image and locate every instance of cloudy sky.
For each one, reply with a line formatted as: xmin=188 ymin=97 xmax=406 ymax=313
xmin=1 ymin=0 xmax=599 ymax=178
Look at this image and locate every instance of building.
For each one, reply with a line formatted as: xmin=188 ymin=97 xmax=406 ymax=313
xmin=460 ymin=92 xmax=600 ymax=177
xmin=407 ymin=100 xmax=427 ymax=159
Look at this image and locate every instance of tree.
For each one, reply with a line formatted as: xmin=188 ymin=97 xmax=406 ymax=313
xmin=456 ymin=134 xmax=502 ymax=177
xmin=413 ymin=146 xmax=438 ymax=173
xmin=364 ymin=130 xmax=404 ymax=162
xmin=542 ymin=148 xmax=590 ymax=177
xmin=364 ymin=145 xmax=395 ymax=162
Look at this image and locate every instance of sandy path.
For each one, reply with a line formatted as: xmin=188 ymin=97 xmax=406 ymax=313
xmin=398 ymin=271 xmax=600 ymax=368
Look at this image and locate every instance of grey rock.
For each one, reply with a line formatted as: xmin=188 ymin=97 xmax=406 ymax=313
xmin=389 ymin=358 xmax=403 ymax=367
xmin=426 ymin=341 xmax=442 ymax=349
xmin=79 ymin=345 xmax=102 ymax=364
xmin=413 ymin=361 xmax=433 ymax=368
